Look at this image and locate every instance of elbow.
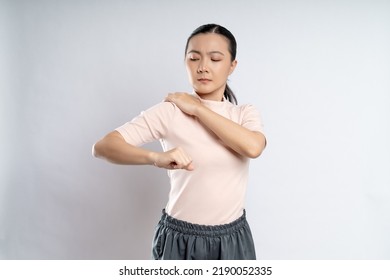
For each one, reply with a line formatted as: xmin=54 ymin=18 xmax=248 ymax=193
xmin=92 ymin=131 xmax=124 ymax=160
xmin=92 ymin=142 xmax=102 ymax=158
xmin=245 ymin=134 xmax=266 ymax=159
xmin=92 ymin=138 xmax=108 ymax=159
xmin=246 ymin=146 xmax=264 ymax=159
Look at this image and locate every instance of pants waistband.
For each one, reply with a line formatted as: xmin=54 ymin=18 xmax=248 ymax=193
xmin=159 ymin=209 xmax=248 ymax=237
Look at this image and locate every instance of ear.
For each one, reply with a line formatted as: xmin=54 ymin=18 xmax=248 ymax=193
xmin=229 ymin=60 xmax=238 ymax=75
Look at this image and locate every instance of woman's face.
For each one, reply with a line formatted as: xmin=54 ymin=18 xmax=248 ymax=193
xmin=185 ymin=33 xmax=237 ymax=101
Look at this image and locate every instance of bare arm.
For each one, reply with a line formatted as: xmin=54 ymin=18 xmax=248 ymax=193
xmin=195 ymin=105 xmax=266 ymax=158
xmin=93 ymin=131 xmax=155 ymax=165
xmin=165 ymin=93 xmax=266 ymax=158
xmin=93 ymin=131 xmax=194 ymax=170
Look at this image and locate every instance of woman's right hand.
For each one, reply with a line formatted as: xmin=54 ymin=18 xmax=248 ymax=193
xmin=152 ymin=147 xmax=194 ymax=171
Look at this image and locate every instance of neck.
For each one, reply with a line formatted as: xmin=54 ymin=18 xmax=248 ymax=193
xmin=194 ymin=89 xmax=225 ymax=102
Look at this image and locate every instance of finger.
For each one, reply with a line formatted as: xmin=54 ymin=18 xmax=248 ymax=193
xmin=171 ymin=162 xmax=194 ymax=171
xmin=163 ymin=95 xmax=171 ymax=102
xmin=169 ymin=161 xmax=178 ymax=169
xmin=179 ymin=152 xmax=193 ymax=168
xmin=164 ymin=147 xmax=193 ymax=170
xmin=175 ymin=151 xmax=193 ymax=170
xmin=171 ymin=157 xmax=193 ymax=170
xmin=184 ymin=162 xmax=195 ymax=171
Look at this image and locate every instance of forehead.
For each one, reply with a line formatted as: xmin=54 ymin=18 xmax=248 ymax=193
xmin=187 ymin=33 xmax=229 ymax=53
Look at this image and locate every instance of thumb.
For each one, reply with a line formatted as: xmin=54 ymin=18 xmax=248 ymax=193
xmin=184 ymin=162 xmax=195 ymax=171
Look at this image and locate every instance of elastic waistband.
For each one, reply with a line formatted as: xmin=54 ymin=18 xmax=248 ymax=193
xmin=159 ymin=209 xmax=248 ymax=237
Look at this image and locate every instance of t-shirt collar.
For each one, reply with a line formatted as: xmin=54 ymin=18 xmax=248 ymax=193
xmin=193 ymin=92 xmax=227 ymax=104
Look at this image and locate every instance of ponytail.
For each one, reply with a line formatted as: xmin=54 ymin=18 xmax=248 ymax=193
xmin=224 ymin=84 xmax=237 ymax=104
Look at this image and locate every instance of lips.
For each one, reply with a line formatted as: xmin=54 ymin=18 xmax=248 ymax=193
xmin=197 ymin=78 xmax=211 ymax=82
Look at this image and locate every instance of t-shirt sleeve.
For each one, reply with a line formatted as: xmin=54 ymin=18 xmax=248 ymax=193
xmin=115 ymin=102 xmax=176 ymax=146
xmin=240 ymin=104 xmax=265 ymax=135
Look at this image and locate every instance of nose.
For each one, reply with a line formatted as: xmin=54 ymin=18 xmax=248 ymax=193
xmin=197 ymin=60 xmax=208 ymax=73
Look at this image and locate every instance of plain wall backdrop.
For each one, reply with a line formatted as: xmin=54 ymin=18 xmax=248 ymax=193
xmin=1 ymin=0 xmax=389 ymax=259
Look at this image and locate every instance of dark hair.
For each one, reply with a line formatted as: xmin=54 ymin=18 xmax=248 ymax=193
xmin=185 ymin=24 xmax=238 ymax=104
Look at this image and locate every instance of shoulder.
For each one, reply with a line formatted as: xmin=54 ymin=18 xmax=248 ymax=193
xmin=144 ymin=101 xmax=177 ymax=112
xmin=140 ymin=101 xmax=178 ymax=119
xmin=227 ymin=102 xmax=261 ymax=116
xmin=237 ymin=103 xmax=259 ymax=112
xmin=231 ymin=103 xmax=264 ymax=130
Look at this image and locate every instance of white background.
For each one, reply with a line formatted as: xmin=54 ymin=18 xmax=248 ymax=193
xmin=1 ymin=0 xmax=389 ymax=259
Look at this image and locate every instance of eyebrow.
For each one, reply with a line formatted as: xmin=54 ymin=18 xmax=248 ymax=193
xmin=187 ymin=50 xmax=225 ymax=56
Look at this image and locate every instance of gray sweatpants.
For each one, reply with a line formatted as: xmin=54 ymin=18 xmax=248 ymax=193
xmin=152 ymin=209 xmax=256 ymax=260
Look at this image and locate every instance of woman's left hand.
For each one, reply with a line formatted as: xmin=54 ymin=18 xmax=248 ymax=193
xmin=164 ymin=92 xmax=202 ymax=116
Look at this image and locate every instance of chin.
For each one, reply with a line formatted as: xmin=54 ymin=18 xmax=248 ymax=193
xmin=194 ymin=90 xmax=209 ymax=95
xmin=194 ymin=91 xmax=212 ymax=98
xmin=193 ymin=86 xmax=213 ymax=95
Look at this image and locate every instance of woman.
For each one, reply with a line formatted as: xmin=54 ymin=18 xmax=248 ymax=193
xmin=93 ymin=24 xmax=266 ymax=260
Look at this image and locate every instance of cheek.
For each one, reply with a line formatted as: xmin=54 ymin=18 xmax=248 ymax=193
xmin=185 ymin=65 xmax=193 ymax=77
xmin=185 ymin=67 xmax=197 ymax=84
xmin=214 ymin=64 xmax=232 ymax=78
xmin=186 ymin=63 xmax=197 ymax=75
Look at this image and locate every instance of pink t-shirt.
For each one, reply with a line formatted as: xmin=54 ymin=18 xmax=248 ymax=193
xmin=116 ymin=94 xmax=265 ymax=225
